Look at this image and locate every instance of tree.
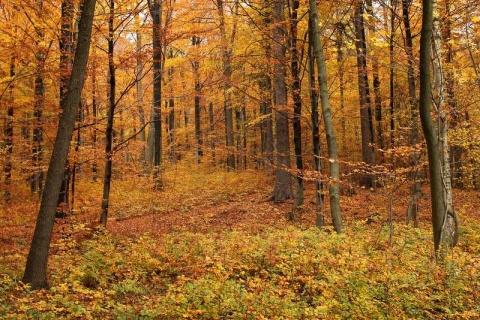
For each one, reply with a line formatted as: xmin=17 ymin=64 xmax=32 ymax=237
xmin=289 ymin=0 xmax=304 ymax=210
xmin=22 ymin=0 xmax=96 ymax=289
xmin=402 ymin=0 xmax=422 ymax=226
xmin=147 ymin=0 xmax=163 ymax=189
xmin=100 ymin=0 xmax=116 ymax=227
xmin=354 ymin=0 xmax=375 ymax=187
xmin=419 ymin=0 xmax=458 ymax=252
xmin=272 ymin=0 xmax=293 ymax=201
xmin=309 ymin=0 xmax=343 ymax=233
xmin=217 ymin=0 xmax=235 ymax=170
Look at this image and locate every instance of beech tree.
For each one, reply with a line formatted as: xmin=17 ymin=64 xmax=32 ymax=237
xmin=419 ymin=0 xmax=458 ymax=252
xmin=309 ymin=0 xmax=342 ymax=233
xmin=23 ymin=0 xmax=96 ymax=289
xmin=272 ymin=0 xmax=293 ymax=201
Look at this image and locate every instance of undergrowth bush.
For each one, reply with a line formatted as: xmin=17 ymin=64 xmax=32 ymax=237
xmin=1 ymin=219 xmax=479 ymax=319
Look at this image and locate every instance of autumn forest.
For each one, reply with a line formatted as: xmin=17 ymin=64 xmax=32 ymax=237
xmin=0 ymin=0 xmax=480 ymax=318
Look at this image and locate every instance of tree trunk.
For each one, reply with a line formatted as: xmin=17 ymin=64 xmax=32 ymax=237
xmin=217 ymin=0 xmax=235 ymax=170
xmin=135 ymin=21 xmax=146 ymax=164
xmin=31 ymin=0 xmax=45 ymax=195
xmin=431 ymin=0 xmax=459 ymax=248
xmin=354 ymin=0 xmax=376 ymax=187
xmin=273 ymin=0 xmax=293 ymax=201
xmin=335 ymin=22 xmax=346 ymax=155
xmin=166 ymin=49 xmax=175 ymax=163
xmin=22 ymin=0 xmax=96 ymax=289
xmin=309 ymin=0 xmax=343 ymax=233
xmin=192 ymin=36 xmax=203 ymax=164
xmin=57 ymin=0 xmax=74 ymax=217
xmin=419 ymin=0 xmax=457 ymax=252
xmin=309 ymin=16 xmax=323 ymax=224
xmin=3 ymin=55 xmax=15 ymax=201
xmin=402 ymin=0 xmax=421 ymax=226
xmin=149 ymin=0 xmax=162 ymax=189
xmin=100 ymin=0 xmax=115 ymax=227
xmin=289 ymin=0 xmax=304 ymax=210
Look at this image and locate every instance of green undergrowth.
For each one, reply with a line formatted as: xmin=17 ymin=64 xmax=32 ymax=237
xmin=1 ymin=219 xmax=479 ymax=319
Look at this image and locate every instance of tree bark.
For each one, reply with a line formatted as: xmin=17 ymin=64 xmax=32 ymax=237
xmin=3 ymin=55 xmax=15 ymax=201
xmin=309 ymin=0 xmax=343 ymax=233
xmin=217 ymin=0 xmax=235 ymax=170
xmin=23 ymin=0 xmax=96 ymax=289
xmin=148 ymin=0 xmax=163 ymax=189
xmin=100 ymin=0 xmax=115 ymax=227
xmin=354 ymin=0 xmax=376 ymax=187
xmin=402 ymin=0 xmax=422 ymax=226
xmin=273 ymin=0 xmax=293 ymax=201
xmin=419 ymin=0 xmax=457 ymax=252
xmin=31 ymin=0 xmax=45 ymax=195
xmin=309 ymin=16 xmax=323 ymax=224
xmin=289 ymin=0 xmax=304 ymax=209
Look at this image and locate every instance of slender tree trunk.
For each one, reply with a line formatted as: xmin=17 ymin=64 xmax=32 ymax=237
xmin=135 ymin=21 xmax=146 ymax=164
xmin=289 ymin=0 xmax=304 ymax=210
xmin=3 ymin=56 xmax=15 ymax=201
xmin=335 ymin=22 xmax=347 ymax=155
xmin=273 ymin=0 xmax=293 ymax=201
xmin=165 ymin=49 xmax=175 ymax=163
xmin=149 ymin=0 xmax=162 ymax=188
xmin=31 ymin=1 xmax=46 ymax=195
xmin=309 ymin=0 xmax=343 ymax=233
xmin=354 ymin=0 xmax=376 ymax=187
xmin=209 ymin=102 xmax=215 ymax=164
xmin=402 ymin=0 xmax=421 ymax=226
xmin=309 ymin=17 xmax=323 ymax=225
xmin=57 ymin=0 xmax=74 ymax=217
xmin=100 ymin=0 xmax=115 ymax=227
xmin=192 ymin=36 xmax=202 ymax=164
xmin=259 ymin=3 xmax=274 ymax=168
xmin=91 ymin=41 xmax=98 ymax=181
xmin=217 ymin=0 xmax=235 ymax=170
xmin=23 ymin=0 xmax=96 ymax=289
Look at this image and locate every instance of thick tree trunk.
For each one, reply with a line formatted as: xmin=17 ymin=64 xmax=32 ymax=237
xmin=354 ymin=0 xmax=376 ymax=187
xmin=419 ymin=0 xmax=457 ymax=252
xmin=273 ymin=0 xmax=293 ymax=201
xmin=309 ymin=0 xmax=343 ymax=233
xmin=100 ymin=0 xmax=115 ymax=227
xmin=22 ymin=0 xmax=96 ymax=289
xmin=431 ymin=0 xmax=458 ymax=248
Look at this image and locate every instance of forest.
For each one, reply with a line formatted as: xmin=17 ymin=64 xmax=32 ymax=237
xmin=0 ymin=0 xmax=479 ymax=318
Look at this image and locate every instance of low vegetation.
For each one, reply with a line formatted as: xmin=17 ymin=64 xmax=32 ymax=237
xmin=1 ymin=167 xmax=479 ymax=319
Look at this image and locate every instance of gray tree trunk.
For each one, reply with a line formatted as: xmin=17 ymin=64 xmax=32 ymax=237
xmin=22 ymin=0 xmax=96 ymax=289
xmin=273 ymin=0 xmax=293 ymax=201
xmin=354 ymin=0 xmax=376 ymax=187
xmin=217 ymin=0 xmax=235 ymax=170
xmin=402 ymin=0 xmax=422 ymax=227
xmin=309 ymin=0 xmax=343 ymax=233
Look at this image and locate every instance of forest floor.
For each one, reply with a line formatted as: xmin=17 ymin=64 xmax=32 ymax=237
xmin=1 ymin=164 xmax=479 ymax=318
